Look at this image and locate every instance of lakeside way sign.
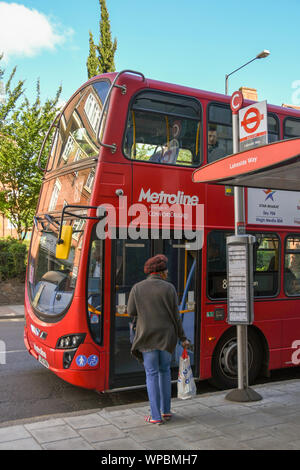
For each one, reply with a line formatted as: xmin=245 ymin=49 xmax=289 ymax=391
xmin=239 ymin=100 xmax=268 ymax=151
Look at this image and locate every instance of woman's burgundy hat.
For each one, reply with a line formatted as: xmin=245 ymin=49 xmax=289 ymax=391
xmin=144 ymin=254 xmax=168 ymax=274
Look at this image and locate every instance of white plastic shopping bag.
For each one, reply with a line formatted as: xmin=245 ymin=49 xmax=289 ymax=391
xmin=177 ymin=348 xmax=197 ymax=399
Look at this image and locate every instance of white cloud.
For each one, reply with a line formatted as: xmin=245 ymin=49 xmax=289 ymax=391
xmin=0 ymin=2 xmax=73 ymax=60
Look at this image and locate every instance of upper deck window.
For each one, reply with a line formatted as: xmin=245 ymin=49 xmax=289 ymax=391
xmin=207 ymin=104 xmax=232 ymax=163
xmin=268 ymin=114 xmax=280 ymax=142
xmin=48 ymin=80 xmax=110 ymax=171
xmin=38 ymin=167 xmax=96 ymax=215
xmin=123 ymin=91 xmax=202 ymax=167
xmin=207 ymin=106 xmax=280 ymax=163
xmin=284 ymin=118 xmax=300 ymax=139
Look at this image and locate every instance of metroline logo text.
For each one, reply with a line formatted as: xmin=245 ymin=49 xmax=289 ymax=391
xmin=138 ymin=188 xmax=199 ymax=206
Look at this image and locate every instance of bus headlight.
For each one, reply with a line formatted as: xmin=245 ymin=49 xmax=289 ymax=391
xmin=56 ymin=334 xmax=86 ymax=349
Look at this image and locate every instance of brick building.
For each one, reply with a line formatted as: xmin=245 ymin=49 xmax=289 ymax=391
xmin=0 ymin=214 xmax=20 ymax=238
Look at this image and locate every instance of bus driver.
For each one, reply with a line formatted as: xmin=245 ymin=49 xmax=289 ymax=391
xmin=207 ymin=125 xmax=225 ymax=162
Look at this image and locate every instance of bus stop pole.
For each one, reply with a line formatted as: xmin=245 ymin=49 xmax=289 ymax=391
xmin=226 ymin=97 xmax=262 ymax=402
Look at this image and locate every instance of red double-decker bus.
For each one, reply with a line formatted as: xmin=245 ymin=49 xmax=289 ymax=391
xmin=24 ymin=70 xmax=300 ymax=391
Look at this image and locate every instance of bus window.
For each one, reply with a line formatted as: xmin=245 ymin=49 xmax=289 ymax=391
xmin=123 ymin=91 xmax=201 ymax=167
xmin=48 ymin=80 xmax=110 ymax=171
xmin=207 ymin=104 xmax=232 ymax=162
xmin=207 ymin=231 xmax=230 ymax=299
xmin=268 ymin=114 xmax=280 ymax=143
xmin=28 ymin=217 xmax=85 ymax=318
xmin=254 ymin=233 xmax=279 ymax=297
xmin=39 ymin=167 xmax=96 ymax=214
xmin=284 ymin=118 xmax=300 ymax=139
xmin=285 ymin=235 xmax=300 ymax=296
xmin=87 ymin=227 xmax=104 ymax=345
xmin=207 ymin=231 xmax=279 ymax=299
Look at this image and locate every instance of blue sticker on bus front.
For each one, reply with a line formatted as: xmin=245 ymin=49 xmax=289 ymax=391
xmin=76 ymin=355 xmax=87 ymax=367
xmin=88 ymin=355 xmax=99 ymax=367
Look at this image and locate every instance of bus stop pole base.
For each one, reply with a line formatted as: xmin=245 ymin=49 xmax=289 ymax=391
xmin=225 ymin=387 xmax=263 ymax=402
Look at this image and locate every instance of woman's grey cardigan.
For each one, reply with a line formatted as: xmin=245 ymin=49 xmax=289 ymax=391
xmin=127 ymin=274 xmax=187 ymax=362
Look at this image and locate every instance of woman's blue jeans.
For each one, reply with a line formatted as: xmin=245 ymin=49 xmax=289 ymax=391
xmin=142 ymin=350 xmax=172 ymax=421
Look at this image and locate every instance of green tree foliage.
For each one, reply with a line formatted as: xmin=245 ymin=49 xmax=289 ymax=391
xmin=0 ymin=237 xmax=27 ymax=280
xmin=0 ymin=54 xmax=24 ymax=129
xmin=87 ymin=0 xmax=117 ymax=78
xmin=86 ymin=31 xmax=100 ymax=79
xmin=0 ymin=57 xmax=62 ymax=240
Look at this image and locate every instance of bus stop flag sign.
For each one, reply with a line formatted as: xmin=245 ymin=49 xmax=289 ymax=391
xmin=239 ymin=100 xmax=268 ymax=151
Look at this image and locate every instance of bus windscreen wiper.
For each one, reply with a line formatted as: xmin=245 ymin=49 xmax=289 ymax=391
xmin=33 ymin=215 xmax=47 ymax=231
xmin=33 ymin=215 xmax=60 ymax=232
xmin=45 ymin=214 xmax=60 ymax=227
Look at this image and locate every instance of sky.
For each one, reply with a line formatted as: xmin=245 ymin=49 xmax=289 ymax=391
xmin=0 ymin=0 xmax=300 ymax=108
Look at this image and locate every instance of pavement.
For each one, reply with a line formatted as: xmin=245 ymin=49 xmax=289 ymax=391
xmin=1 ymin=304 xmax=300 ymax=451
xmin=0 ymin=380 xmax=300 ymax=450
xmin=0 ymin=304 xmax=24 ymax=319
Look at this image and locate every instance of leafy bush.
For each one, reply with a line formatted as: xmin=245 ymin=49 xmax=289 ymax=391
xmin=0 ymin=237 xmax=27 ymax=280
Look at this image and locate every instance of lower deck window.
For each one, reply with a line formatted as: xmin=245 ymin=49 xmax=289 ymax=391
xmin=285 ymin=235 xmax=300 ymax=296
xmin=207 ymin=231 xmax=280 ymax=299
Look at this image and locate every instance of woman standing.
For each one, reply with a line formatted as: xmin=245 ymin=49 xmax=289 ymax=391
xmin=127 ymin=254 xmax=190 ymax=424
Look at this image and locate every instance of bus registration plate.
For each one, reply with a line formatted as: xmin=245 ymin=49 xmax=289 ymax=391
xmin=38 ymin=355 xmax=49 ymax=369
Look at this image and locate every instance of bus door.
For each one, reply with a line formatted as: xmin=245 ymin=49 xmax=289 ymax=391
xmin=110 ymin=239 xmax=151 ymax=389
xmin=109 ymin=237 xmax=200 ymax=389
xmin=162 ymin=239 xmax=200 ymax=376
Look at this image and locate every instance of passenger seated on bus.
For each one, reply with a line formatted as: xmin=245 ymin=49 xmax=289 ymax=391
xmin=149 ymin=120 xmax=181 ymax=164
xmin=207 ymin=125 xmax=225 ymax=162
xmin=149 ymin=145 xmax=165 ymax=163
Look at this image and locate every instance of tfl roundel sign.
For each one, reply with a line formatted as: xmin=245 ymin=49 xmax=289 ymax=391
xmin=230 ymin=91 xmax=244 ymax=113
xmin=241 ymin=106 xmax=264 ymax=134
xmin=239 ymin=100 xmax=268 ymax=151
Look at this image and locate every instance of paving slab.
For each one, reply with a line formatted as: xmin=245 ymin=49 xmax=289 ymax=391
xmin=0 ymin=437 xmax=42 ymax=450
xmin=78 ymin=424 xmax=126 ymax=443
xmin=0 ymin=424 xmax=31 ymax=443
xmin=29 ymin=424 xmax=78 ymax=444
xmin=64 ymin=413 xmax=109 ymax=429
xmin=42 ymin=437 xmax=94 ymax=450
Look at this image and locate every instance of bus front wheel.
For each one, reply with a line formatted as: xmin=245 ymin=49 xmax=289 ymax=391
xmin=210 ymin=328 xmax=263 ymax=390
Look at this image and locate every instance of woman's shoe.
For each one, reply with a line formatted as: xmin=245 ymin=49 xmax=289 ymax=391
xmin=162 ymin=413 xmax=172 ymax=421
xmin=144 ymin=415 xmax=164 ymax=424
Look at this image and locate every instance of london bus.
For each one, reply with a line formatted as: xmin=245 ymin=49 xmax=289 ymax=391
xmin=24 ymin=70 xmax=300 ymax=391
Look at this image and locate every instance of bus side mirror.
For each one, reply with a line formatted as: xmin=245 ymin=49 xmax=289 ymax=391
xmin=56 ymin=226 xmax=73 ymax=259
